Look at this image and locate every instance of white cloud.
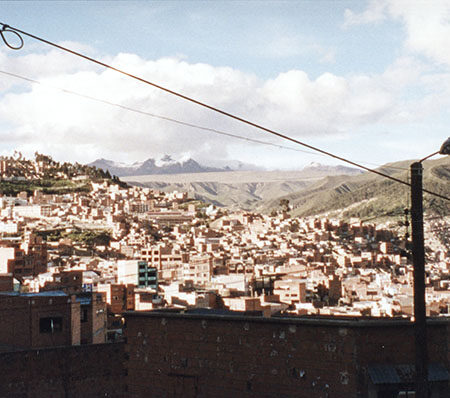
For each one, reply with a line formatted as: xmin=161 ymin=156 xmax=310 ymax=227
xmin=343 ymin=0 xmax=388 ymax=28
xmin=0 ymin=42 xmax=446 ymax=166
xmin=388 ymin=0 xmax=450 ymax=66
xmin=344 ymin=1 xmax=450 ymax=67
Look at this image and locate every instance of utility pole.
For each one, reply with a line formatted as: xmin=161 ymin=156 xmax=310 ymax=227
xmin=410 ymin=161 xmax=428 ymax=398
xmin=410 ymin=138 xmax=450 ymax=397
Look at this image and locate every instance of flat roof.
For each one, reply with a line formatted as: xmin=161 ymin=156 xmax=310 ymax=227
xmin=0 ymin=291 xmax=68 ymax=297
xmin=124 ymin=310 xmax=450 ymax=328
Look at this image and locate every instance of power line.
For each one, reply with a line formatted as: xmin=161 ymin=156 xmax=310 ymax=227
xmin=0 ymin=69 xmax=410 ymax=171
xmin=0 ymin=22 xmax=448 ymax=202
xmin=0 ymin=70 xmax=318 ymax=156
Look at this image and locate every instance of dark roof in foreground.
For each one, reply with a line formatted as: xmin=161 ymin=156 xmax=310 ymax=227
xmin=125 ymin=309 xmax=450 ymax=328
xmin=369 ymin=363 xmax=449 ymax=384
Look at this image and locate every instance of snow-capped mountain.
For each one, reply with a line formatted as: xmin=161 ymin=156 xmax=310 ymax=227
xmin=88 ymin=156 xmax=227 ymax=177
xmin=302 ymin=162 xmax=362 ymax=175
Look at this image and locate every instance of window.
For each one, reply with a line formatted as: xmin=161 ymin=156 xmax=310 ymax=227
xmin=81 ymin=308 xmax=88 ymax=323
xmin=39 ymin=317 xmax=63 ymax=333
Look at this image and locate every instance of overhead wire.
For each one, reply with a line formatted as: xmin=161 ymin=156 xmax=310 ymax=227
xmin=0 ymin=69 xmax=410 ymax=171
xmin=0 ymin=70 xmax=318 ymax=156
xmin=0 ymin=22 xmax=448 ymax=201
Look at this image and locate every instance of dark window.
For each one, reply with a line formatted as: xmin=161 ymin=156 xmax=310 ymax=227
xmin=39 ymin=317 xmax=63 ymax=333
xmin=81 ymin=308 xmax=88 ymax=323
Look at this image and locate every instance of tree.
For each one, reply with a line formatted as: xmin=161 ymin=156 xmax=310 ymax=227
xmin=280 ymin=199 xmax=290 ymax=212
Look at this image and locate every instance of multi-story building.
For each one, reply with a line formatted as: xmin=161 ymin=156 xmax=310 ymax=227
xmin=13 ymin=204 xmax=52 ymax=218
xmin=117 ymin=260 xmax=157 ymax=289
xmin=78 ymin=291 xmax=107 ymax=345
xmin=183 ymin=254 xmax=213 ymax=286
xmin=0 ymin=291 xmax=80 ymax=349
xmin=0 ymin=290 xmax=106 ymax=349
xmin=140 ymin=244 xmax=187 ymax=271
xmin=0 ymin=235 xmax=47 ymax=277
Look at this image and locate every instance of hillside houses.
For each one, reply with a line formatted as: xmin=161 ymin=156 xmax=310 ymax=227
xmin=0 ymin=166 xmax=448 ymax=347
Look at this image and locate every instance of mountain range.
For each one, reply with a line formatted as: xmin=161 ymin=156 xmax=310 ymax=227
xmin=121 ymin=162 xmax=363 ymax=210
xmin=88 ymin=155 xmax=228 ymax=177
xmin=89 ymin=156 xmax=361 ymax=177
xmin=121 ymin=157 xmax=449 ymax=220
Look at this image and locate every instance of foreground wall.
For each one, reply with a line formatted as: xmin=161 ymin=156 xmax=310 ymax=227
xmin=124 ymin=312 xmax=449 ymax=398
xmin=0 ymin=343 xmax=126 ymax=398
xmin=0 ymin=313 xmax=447 ymax=397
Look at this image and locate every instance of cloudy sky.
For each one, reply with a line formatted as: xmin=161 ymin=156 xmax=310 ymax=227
xmin=1 ymin=1 xmax=450 ymax=170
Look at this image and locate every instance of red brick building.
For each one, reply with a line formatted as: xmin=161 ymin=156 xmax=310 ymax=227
xmin=0 ymin=308 xmax=448 ymax=397
xmin=0 ymin=291 xmax=80 ymax=350
xmin=0 ymin=273 xmax=14 ymax=291
xmin=0 ymin=343 xmax=126 ymax=397
xmin=42 ymin=270 xmax=83 ymax=294
xmin=78 ymin=291 xmax=107 ymax=345
xmin=124 ymin=311 xmax=449 ymax=397
xmin=0 ymin=290 xmax=106 ymax=350
xmin=110 ymin=284 xmax=135 ymax=314
xmin=0 ymin=233 xmax=47 ymax=277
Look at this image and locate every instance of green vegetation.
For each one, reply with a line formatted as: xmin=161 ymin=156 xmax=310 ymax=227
xmin=36 ymin=228 xmax=112 ymax=246
xmin=270 ymin=157 xmax=450 ymax=221
xmin=0 ymin=152 xmax=127 ymax=195
xmin=0 ymin=179 xmax=91 ymax=196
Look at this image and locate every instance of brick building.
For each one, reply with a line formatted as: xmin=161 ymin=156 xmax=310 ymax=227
xmin=98 ymin=283 xmax=135 ymax=314
xmin=0 ymin=273 xmax=14 ymax=291
xmin=184 ymin=254 xmax=213 ymax=286
xmin=0 ymin=291 xmax=80 ymax=350
xmin=0 ymin=290 xmax=106 ymax=350
xmin=0 ymin=233 xmax=47 ymax=277
xmin=0 ymin=343 xmax=126 ymax=397
xmin=78 ymin=291 xmax=107 ymax=345
xmin=140 ymin=244 xmax=187 ymax=272
xmin=124 ymin=311 xmax=449 ymax=397
xmin=42 ymin=270 xmax=83 ymax=294
xmin=0 ymin=310 xmax=448 ymax=396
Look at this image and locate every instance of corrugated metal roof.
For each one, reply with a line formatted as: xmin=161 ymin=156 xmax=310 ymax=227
xmin=0 ymin=291 xmax=68 ymax=297
xmin=368 ymin=363 xmax=449 ymax=384
xmin=368 ymin=364 xmax=401 ymax=384
xmin=428 ymin=363 xmax=450 ymax=382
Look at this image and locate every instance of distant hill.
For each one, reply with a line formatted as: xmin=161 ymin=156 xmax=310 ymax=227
xmin=262 ymin=157 xmax=450 ymax=220
xmin=122 ymin=165 xmax=363 ymax=210
xmin=302 ymin=162 xmax=363 ymax=176
xmin=0 ymin=152 xmax=123 ymax=196
xmin=122 ymin=157 xmax=449 ymax=219
xmin=89 ymin=155 xmax=227 ymax=177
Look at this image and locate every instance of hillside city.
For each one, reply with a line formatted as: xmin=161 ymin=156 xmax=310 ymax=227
xmin=2 ymin=4 xmax=450 ymax=395
xmin=0 ymin=153 xmax=449 ymax=347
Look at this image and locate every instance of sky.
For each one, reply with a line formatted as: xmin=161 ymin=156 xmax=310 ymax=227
xmin=1 ymin=0 xmax=450 ymax=170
